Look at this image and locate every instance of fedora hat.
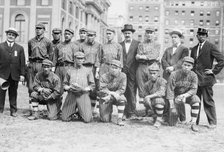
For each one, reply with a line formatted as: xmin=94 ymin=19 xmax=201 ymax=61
xmin=121 ymin=24 xmax=135 ymax=33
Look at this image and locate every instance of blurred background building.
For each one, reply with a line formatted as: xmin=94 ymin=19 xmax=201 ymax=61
xmin=0 ymin=0 xmax=111 ymax=58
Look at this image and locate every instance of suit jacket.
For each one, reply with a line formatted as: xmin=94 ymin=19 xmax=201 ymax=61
xmin=191 ymin=40 xmax=224 ymax=86
xmin=161 ymin=44 xmax=189 ymax=80
xmin=0 ymin=41 xmax=25 ymax=81
xmin=120 ymin=39 xmax=140 ymax=81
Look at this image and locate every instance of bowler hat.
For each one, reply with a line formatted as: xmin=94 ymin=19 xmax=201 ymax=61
xmin=5 ymin=27 xmax=19 ymax=36
xmin=42 ymin=59 xmax=53 ymax=66
xmin=36 ymin=23 xmax=45 ymax=30
xmin=52 ymin=28 xmax=62 ymax=34
xmin=65 ymin=28 xmax=74 ymax=35
xmin=183 ymin=56 xmax=194 ymax=65
xmin=169 ymin=29 xmax=183 ymax=38
xmin=197 ymin=28 xmax=208 ymax=35
xmin=121 ymin=24 xmax=135 ymax=33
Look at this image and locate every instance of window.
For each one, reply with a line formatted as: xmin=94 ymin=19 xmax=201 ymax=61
xmin=165 ymin=10 xmax=169 ymax=16
xmin=130 ymin=6 xmax=134 ymax=10
xmin=139 ymin=16 xmax=143 ymax=21
xmin=191 ymin=11 xmax=194 ymax=16
xmin=190 ymin=38 xmax=194 ymax=44
xmin=216 ymin=20 xmax=220 ymax=26
xmin=138 ymin=35 xmax=142 ymax=41
xmin=191 ymin=1 xmax=195 ymax=5
xmin=145 ymin=6 xmax=149 ymax=11
xmin=165 ymin=29 xmax=169 ymax=34
xmin=200 ymin=11 xmax=203 ymax=16
xmin=200 ymin=2 xmax=204 ymax=6
xmin=182 ymin=3 xmax=185 ymax=6
xmin=155 ymin=6 xmax=159 ymax=10
xmin=215 ymin=39 xmax=219 ymax=45
xmin=75 ymin=6 xmax=79 ymax=19
xmin=206 ymin=20 xmax=210 ymax=26
xmin=190 ymin=19 xmax=194 ymax=26
xmin=207 ymin=11 xmax=211 ymax=16
xmin=138 ymin=26 xmax=142 ymax=30
xmin=215 ymin=30 xmax=219 ymax=35
xmin=41 ymin=0 xmax=49 ymax=5
xmin=181 ymin=20 xmax=185 ymax=25
xmin=69 ymin=1 xmax=73 ymax=14
xmin=62 ymin=0 xmax=66 ymax=10
xmin=216 ymin=11 xmax=220 ymax=16
xmin=154 ymin=16 xmax=158 ymax=22
xmin=129 ymin=16 xmax=133 ymax=21
xmin=182 ymin=10 xmax=185 ymax=15
xmin=175 ymin=3 xmax=179 ymax=6
xmin=17 ymin=0 xmax=25 ymax=5
xmin=15 ymin=14 xmax=25 ymax=42
xmin=175 ymin=10 xmax=178 ymax=16
xmin=190 ymin=29 xmax=194 ymax=35
xmin=139 ymin=6 xmax=143 ymax=10
xmin=199 ymin=20 xmax=203 ymax=26
xmin=145 ymin=16 xmax=149 ymax=22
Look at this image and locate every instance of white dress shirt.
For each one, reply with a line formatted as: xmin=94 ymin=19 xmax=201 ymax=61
xmin=196 ymin=40 xmax=206 ymax=58
xmin=125 ymin=39 xmax=132 ymax=54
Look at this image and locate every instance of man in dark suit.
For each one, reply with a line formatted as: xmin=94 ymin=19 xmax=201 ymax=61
xmin=0 ymin=27 xmax=26 ymax=116
xmin=120 ymin=24 xmax=140 ymax=119
xmin=191 ymin=28 xmax=224 ymax=128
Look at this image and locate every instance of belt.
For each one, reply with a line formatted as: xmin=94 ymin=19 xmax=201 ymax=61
xmin=83 ymin=63 xmax=94 ymax=67
xmin=29 ymin=59 xmax=43 ymax=63
xmin=56 ymin=62 xmax=74 ymax=66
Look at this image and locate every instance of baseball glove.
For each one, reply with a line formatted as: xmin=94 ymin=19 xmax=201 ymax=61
xmin=168 ymin=107 xmax=178 ymax=126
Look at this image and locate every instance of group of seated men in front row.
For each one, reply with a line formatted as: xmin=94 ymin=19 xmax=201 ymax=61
xmin=27 ymin=52 xmax=200 ymax=132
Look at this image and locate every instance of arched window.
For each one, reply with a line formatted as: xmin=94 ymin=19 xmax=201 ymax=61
xmin=15 ymin=14 xmax=25 ymax=42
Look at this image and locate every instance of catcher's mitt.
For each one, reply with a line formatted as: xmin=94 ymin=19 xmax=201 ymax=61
xmin=168 ymin=107 xmax=178 ymax=126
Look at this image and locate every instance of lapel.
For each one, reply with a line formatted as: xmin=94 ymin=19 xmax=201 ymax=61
xmin=127 ymin=40 xmax=135 ymax=57
xmin=173 ymin=45 xmax=182 ymax=56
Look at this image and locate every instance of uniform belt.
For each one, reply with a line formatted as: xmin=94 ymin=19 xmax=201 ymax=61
xmin=56 ymin=62 xmax=74 ymax=66
xmin=29 ymin=59 xmax=43 ymax=63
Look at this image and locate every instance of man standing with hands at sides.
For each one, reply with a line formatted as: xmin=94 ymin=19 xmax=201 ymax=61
xmin=136 ymin=27 xmax=160 ymax=104
xmin=53 ymin=28 xmax=79 ymax=112
xmin=0 ymin=27 xmax=25 ymax=117
xmin=79 ymin=30 xmax=102 ymax=115
xmin=191 ymin=28 xmax=224 ymax=129
xmin=74 ymin=28 xmax=87 ymax=45
xmin=161 ymin=29 xmax=188 ymax=123
xmin=120 ymin=24 xmax=140 ymax=120
xmin=27 ymin=23 xmax=53 ymax=115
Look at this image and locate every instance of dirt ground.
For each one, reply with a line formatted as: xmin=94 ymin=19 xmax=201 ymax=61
xmin=0 ymin=84 xmax=224 ymax=152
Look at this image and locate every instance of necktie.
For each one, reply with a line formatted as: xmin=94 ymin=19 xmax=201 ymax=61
xmin=198 ymin=43 xmax=202 ymax=57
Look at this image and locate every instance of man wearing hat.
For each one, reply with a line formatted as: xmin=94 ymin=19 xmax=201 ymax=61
xmin=27 ymin=23 xmax=53 ymax=114
xmin=166 ymin=56 xmax=200 ymax=132
xmin=0 ymin=27 xmax=26 ymax=116
xmin=28 ymin=59 xmax=61 ymax=120
xmin=53 ymin=28 xmax=80 ymax=111
xmin=141 ymin=62 xmax=167 ymax=128
xmin=79 ymin=30 xmax=102 ymax=115
xmin=98 ymin=59 xmax=127 ymax=126
xmin=98 ymin=27 xmax=123 ymax=77
xmin=136 ymin=27 xmax=160 ymax=104
xmin=75 ymin=28 xmax=87 ymax=45
xmin=61 ymin=51 xmax=95 ymax=122
xmin=119 ymin=24 xmax=140 ymax=120
xmin=51 ymin=28 xmax=62 ymax=52
xmin=161 ymin=29 xmax=189 ymax=122
xmin=191 ymin=27 xmax=224 ymax=128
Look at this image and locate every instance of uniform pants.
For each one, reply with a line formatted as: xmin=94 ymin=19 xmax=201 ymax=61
xmin=124 ymin=76 xmax=137 ymax=117
xmin=196 ymin=86 xmax=216 ymax=125
xmin=31 ymin=91 xmax=59 ymax=120
xmin=61 ymin=92 xmax=92 ymax=122
xmin=27 ymin=62 xmax=42 ymax=94
xmin=0 ymin=75 xmax=18 ymax=113
xmin=136 ymin=63 xmax=150 ymax=98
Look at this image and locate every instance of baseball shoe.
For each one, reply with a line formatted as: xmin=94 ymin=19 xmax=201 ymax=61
xmin=117 ymin=118 xmax=125 ymax=126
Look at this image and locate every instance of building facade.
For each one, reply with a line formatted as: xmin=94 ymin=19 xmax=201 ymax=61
xmin=126 ymin=0 xmax=224 ymax=59
xmin=0 ymin=0 xmax=110 ymax=59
